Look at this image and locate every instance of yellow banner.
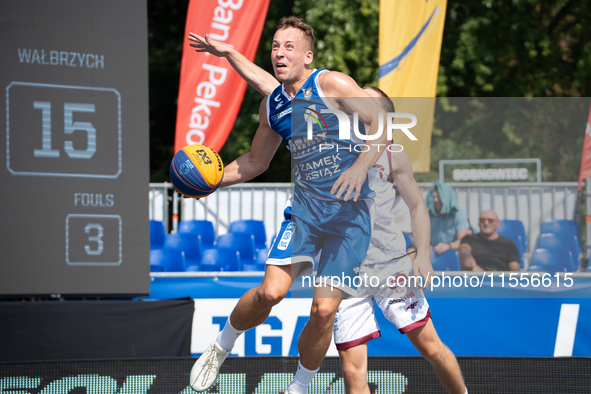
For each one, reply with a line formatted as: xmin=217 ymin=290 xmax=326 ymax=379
xmin=379 ymin=0 xmax=447 ymax=172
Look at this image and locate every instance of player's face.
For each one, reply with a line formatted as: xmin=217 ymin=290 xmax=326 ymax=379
xmin=478 ymin=211 xmax=499 ymax=235
xmin=271 ymin=27 xmax=312 ymax=83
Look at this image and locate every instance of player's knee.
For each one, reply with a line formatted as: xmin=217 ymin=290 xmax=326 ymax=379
xmin=420 ymin=341 xmax=446 ymax=364
xmin=255 ymin=285 xmax=288 ymax=307
xmin=310 ymin=301 xmax=338 ymax=325
xmin=342 ymin=362 xmax=365 ymax=385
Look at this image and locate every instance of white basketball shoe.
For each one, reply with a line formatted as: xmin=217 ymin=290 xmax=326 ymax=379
xmin=190 ymin=337 xmax=230 ymax=392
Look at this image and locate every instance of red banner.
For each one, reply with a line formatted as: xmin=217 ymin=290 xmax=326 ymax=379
xmin=578 ymin=103 xmax=591 ymax=191
xmin=175 ymin=0 xmax=270 ymax=153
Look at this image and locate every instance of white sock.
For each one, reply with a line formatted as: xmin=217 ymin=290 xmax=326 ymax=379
xmin=465 ymin=389 xmax=468 ymax=394
xmin=286 ymin=361 xmax=319 ymax=394
xmin=215 ymin=318 xmax=245 ymax=352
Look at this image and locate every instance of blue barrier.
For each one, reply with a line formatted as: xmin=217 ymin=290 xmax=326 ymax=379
xmin=148 ymin=273 xmax=591 ymax=300
xmin=371 ymin=297 xmax=591 ymax=357
xmin=148 ymin=273 xmax=591 ymax=357
xmin=149 ymin=275 xmax=265 ymax=299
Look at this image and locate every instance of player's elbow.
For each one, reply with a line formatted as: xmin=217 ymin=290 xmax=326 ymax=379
xmin=247 ymin=155 xmax=271 ymax=176
xmin=253 ymin=160 xmax=270 ymax=176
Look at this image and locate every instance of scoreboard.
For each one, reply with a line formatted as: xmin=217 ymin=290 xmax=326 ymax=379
xmin=0 ymin=0 xmax=150 ymax=296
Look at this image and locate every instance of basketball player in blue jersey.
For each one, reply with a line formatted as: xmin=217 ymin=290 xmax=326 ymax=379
xmin=188 ymin=17 xmax=445 ymax=394
xmin=189 ymin=31 xmax=468 ymax=394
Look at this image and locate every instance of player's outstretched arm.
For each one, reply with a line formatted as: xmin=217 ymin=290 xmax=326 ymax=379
xmin=319 ymin=71 xmax=388 ymax=202
xmin=188 ymin=33 xmax=280 ymax=96
xmin=389 ymin=150 xmax=434 ymax=289
xmin=220 ymin=98 xmax=282 ymax=187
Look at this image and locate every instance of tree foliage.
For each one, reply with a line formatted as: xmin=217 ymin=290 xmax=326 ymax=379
xmin=147 ymin=0 xmax=187 ymax=181
xmin=427 ymin=0 xmax=591 ymax=182
xmin=148 ymin=0 xmax=591 ymax=183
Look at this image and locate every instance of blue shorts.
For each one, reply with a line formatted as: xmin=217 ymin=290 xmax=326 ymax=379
xmin=267 ymin=192 xmax=373 ymax=293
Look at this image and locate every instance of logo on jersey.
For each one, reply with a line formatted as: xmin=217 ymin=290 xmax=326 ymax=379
xmin=375 ymin=164 xmax=386 ymax=179
xmin=303 ymin=88 xmax=313 ymax=100
xmin=271 ymin=107 xmax=292 ymax=122
xmin=274 ymin=94 xmax=284 ymax=109
xmin=304 ymin=105 xmax=328 ymax=134
xmin=406 ymin=301 xmax=419 ymax=310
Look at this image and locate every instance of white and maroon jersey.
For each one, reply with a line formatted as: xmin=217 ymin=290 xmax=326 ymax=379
xmin=363 ymin=148 xmax=408 ymax=265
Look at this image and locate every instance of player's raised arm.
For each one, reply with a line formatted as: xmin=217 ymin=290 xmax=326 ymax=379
xmin=389 ymin=150 xmax=434 ymax=289
xmin=188 ymin=33 xmax=280 ymax=96
xmin=219 ymin=98 xmax=283 ymax=187
xmin=319 ymin=71 xmax=388 ymax=202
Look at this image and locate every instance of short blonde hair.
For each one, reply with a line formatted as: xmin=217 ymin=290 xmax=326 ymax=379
xmin=276 ymin=16 xmax=314 ymax=51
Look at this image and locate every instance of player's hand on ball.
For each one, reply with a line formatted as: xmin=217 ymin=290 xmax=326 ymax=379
xmin=174 ymin=188 xmax=203 ymax=200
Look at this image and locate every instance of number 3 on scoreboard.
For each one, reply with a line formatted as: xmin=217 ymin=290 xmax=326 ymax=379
xmin=84 ymin=223 xmax=104 ymax=255
xmin=66 ymin=214 xmax=121 ymax=265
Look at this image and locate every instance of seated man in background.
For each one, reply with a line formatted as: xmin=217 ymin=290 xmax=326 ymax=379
xmin=459 ymin=210 xmax=520 ymax=271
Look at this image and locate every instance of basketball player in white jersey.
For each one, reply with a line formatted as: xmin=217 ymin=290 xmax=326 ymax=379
xmin=188 ymin=24 xmax=466 ymax=394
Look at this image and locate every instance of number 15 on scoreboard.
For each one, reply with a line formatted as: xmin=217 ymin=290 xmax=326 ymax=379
xmin=6 ymin=82 xmax=121 ymax=178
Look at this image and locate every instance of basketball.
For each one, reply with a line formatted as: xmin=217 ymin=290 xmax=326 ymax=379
xmin=169 ymin=144 xmax=224 ymax=198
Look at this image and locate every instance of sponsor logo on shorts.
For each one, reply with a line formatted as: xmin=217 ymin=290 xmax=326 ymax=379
xmin=388 ymin=292 xmax=415 ymax=305
xmin=277 ymin=222 xmax=295 ymax=251
xmin=388 ymin=272 xmax=408 ymax=296
xmin=406 ymin=301 xmax=419 ymax=310
xmin=388 ymin=272 xmax=408 ymax=290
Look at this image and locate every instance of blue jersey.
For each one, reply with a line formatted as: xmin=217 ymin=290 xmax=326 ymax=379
xmin=266 ymin=69 xmax=374 ymax=201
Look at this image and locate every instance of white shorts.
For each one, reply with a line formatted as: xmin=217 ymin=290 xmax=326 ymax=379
xmin=333 ymin=256 xmax=430 ymax=350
